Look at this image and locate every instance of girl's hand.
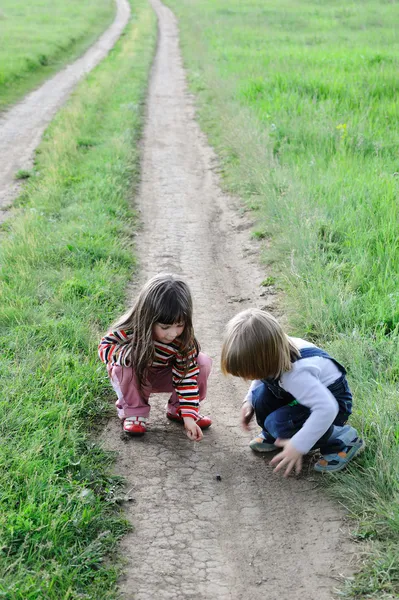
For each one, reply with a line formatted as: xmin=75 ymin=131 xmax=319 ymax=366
xmin=270 ymin=439 xmax=303 ymax=477
xmin=183 ymin=417 xmax=203 ymax=442
xmin=241 ymin=401 xmax=254 ymax=431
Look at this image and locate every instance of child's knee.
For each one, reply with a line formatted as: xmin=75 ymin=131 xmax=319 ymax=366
xmin=197 ymin=352 xmax=212 ymax=377
xmin=264 ymin=406 xmax=304 ymax=439
xmin=264 ymin=412 xmax=281 ymax=439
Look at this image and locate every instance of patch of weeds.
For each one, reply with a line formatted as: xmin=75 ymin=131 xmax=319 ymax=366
xmin=63 ymin=174 xmax=83 ymax=187
xmin=15 ymin=169 xmax=32 ymax=180
xmin=380 ymin=316 xmax=399 ymax=336
xmin=39 ymin=53 xmax=49 ymax=66
xmin=59 ymin=278 xmax=92 ymax=300
xmin=0 ymin=220 xmax=12 ymax=232
xmin=317 ymin=224 xmax=343 ymax=257
xmin=252 ymin=229 xmax=269 ymax=239
xmin=77 ymin=137 xmax=97 ymax=150
xmin=261 ymin=276 xmax=276 ymax=287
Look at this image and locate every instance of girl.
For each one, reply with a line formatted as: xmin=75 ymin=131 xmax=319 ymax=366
xmin=99 ymin=273 xmax=212 ymax=441
xmin=221 ymin=308 xmax=364 ymax=475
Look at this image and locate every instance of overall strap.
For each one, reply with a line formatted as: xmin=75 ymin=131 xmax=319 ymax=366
xmin=262 ymin=346 xmax=347 ymax=407
xmin=296 ymin=347 xmax=347 ymax=375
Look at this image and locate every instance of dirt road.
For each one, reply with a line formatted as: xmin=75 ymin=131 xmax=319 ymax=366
xmin=0 ymin=0 xmax=130 ymax=212
xmin=101 ymin=1 xmax=354 ymax=598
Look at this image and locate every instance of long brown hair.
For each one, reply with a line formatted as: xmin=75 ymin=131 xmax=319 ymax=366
xmin=114 ymin=273 xmax=199 ymax=388
xmin=221 ymin=308 xmax=299 ymax=380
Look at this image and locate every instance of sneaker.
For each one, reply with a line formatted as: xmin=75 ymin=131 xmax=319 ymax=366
xmin=123 ymin=416 xmax=147 ymax=436
xmin=166 ymin=411 xmax=212 ymax=429
xmin=314 ymin=437 xmax=365 ymax=473
xmin=249 ymin=432 xmax=277 ymax=453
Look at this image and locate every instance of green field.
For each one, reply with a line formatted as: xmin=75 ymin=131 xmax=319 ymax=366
xmin=164 ymin=0 xmax=399 ymax=596
xmin=0 ymin=0 xmax=156 ymax=596
xmin=0 ymin=0 xmax=115 ymax=110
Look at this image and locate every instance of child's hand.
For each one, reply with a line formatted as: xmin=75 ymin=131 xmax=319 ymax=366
xmin=241 ymin=401 xmax=254 ymax=431
xmin=183 ymin=417 xmax=203 ymax=442
xmin=270 ymin=439 xmax=303 ymax=477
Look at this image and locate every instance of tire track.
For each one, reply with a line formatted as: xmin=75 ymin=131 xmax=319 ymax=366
xmin=0 ymin=0 xmax=130 ymax=212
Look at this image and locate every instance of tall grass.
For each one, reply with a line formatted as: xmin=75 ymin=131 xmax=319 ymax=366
xmin=0 ymin=0 xmax=115 ymax=110
xmin=164 ymin=0 xmax=399 ymax=596
xmin=0 ymin=0 xmax=156 ymax=597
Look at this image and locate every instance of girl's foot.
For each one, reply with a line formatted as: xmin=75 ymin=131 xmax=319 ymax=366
xmin=249 ymin=431 xmax=277 ymax=452
xmin=166 ymin=410 xmax=212 ymax=429
xmin=314 ymin=437 xmax=365 ymax=472
xmin=123 ymin=416 xmax=147 ymax=436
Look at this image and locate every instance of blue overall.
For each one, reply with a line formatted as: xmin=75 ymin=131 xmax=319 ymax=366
xmin=251 ymin=347 xmax=353 ymax=455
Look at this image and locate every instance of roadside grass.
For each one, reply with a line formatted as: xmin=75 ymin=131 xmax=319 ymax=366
xmin=164 ymin=0 xmax=399 ymax=597
xmin=0 ymin=1 xmax=156 ymax=597
xmin=0 ymin=0 xmax=115 ymax=111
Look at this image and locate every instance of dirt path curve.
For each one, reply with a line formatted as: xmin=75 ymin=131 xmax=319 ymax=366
xmin=0 ymin=0 xmax=130 ymax=212
xmin=101 ymin=1 xmax=354 ymax=599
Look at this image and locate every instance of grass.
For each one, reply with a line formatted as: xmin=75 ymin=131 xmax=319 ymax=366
xmin=0 ymin=0 xmax=156 ymax=597
xmin=163 ymin=0 xmax=399 ymax=597
xmin=15 ymin=169 xmax=32 ymax=180
xmin=0 ymin=0 xmax=115 ymax=110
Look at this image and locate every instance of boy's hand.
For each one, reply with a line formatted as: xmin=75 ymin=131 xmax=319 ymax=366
xmin=183 ymin=417 xmax=203 ymax=442
xmin=241 ymin=401 xmax=254 ymax=431
xmin=270 ymin=439 xmax=303 ymax=477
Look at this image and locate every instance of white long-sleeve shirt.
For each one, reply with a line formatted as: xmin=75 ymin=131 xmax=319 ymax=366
xmin=245 ymin=338 xmax=342 ymax=454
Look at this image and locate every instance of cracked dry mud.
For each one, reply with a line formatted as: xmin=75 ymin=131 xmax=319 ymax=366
xmin=101 ymin=1 xmax=356 ymax=599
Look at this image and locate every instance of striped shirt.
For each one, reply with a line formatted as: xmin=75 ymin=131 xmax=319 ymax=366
xmin=98 ymin=329 xmax=200 ymax=420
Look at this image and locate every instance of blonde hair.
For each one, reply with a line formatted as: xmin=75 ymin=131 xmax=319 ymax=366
xmin=113 ymin=273 xmax=199 ymax=388
xmin=221 ymin=308 xmax=299 ymax=380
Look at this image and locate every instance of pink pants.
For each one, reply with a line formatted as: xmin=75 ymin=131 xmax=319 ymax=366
xmin=107 ymin=352 xmax=212 ymax=419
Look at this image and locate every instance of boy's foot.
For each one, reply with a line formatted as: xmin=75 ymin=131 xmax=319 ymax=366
xmin=249 ymin=432 xmax=277 ymax=453
xmin=123 ymin=416 xmax=147 ymax=436
xmin=314 ymin=437 xmax=365 ymax=473
xmin=166 ymin=410 xmax=212 ymax=429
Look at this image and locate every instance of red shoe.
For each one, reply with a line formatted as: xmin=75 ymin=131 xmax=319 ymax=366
xmin=166 ymin=411 xmax=212 ymax=429
xmin=123 ymin=416 xmax=147 ymax=436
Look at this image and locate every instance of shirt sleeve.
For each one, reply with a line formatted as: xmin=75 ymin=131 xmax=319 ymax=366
xmin=98 ymin=329 xmax=133 ymax=367
xmin=172 ymin=345 xmax=200 ymax=420
xmin=280 ymin=367 xmax=339 ymax=454
xmin=244 ymin=380 xmax=264 ymax=405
